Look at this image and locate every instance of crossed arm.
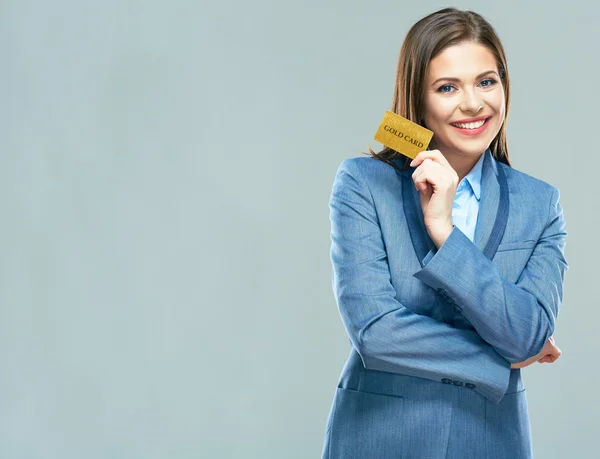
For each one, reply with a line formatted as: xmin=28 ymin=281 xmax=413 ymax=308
xmin=413 ymin=186 xmax=568 ymax=363
xmin=329 ymin=159 xmax=567 ymax=404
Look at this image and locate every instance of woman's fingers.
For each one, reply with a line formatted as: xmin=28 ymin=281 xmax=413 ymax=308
xmin=538 ymin=338 xmax=562 ymax=364
xmin=411 ymin=159 xmax=435 ymax=191
xmin=410 ymin=151 xmax=458 ymax=194
xmin=410 ymin=149 xmax=452 ymax=168
xmin=539 ymin=354 xmax=559 ymax=364
xmin=412 ymin=158 xmax=456 ymax=194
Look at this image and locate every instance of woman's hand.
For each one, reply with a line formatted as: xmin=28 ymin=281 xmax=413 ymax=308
xmin=410 ymin=150 xmax=458 ymax=248
xmin=510 ymin=336 xmax=562 ymax=369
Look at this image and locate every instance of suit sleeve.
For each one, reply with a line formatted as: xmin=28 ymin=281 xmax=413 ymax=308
xmin=329 ymin=159 xmax=511 ymax=404
xmin=413 ymin=187 xmax=568 ymax=363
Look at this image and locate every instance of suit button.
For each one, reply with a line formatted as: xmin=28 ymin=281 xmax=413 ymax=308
xmin=452 ymin=380 xmax=464 ymax=386
xmin=441 ymin=378 xmax=452 ymax=384
xmin=445 ymin=297 xmax=454 ymax=304
xmin=453 ymin=304 xmax=462 ymax=312
xmin=436 ymin=288 xmax=447 ymax=297
xmin=465 ymin=383 xmax=476 ymax=389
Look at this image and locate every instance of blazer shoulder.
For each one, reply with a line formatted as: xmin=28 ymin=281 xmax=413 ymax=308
xmin=500 ymin=162 xmax=559 ymax=198
xmin=335 ymin=155 xmax=401 ymax=185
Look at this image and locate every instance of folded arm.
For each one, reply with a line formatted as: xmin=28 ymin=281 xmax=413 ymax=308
xmin=413 ymin=188 xmax=568 ymax=364
xmin=329 ymin=160 xmax=511 ymax=404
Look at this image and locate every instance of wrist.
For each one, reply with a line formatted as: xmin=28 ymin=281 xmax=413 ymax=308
xmin=428 ymin=223 xmax=453 ymax=249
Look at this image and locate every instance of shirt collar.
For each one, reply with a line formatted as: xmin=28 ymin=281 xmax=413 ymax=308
xmin=460 ymin=151 xmax=485 ymax=201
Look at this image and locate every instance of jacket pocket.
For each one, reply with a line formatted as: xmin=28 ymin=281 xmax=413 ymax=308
xmin=496 ymin=240 xmax=537 ymax=252
xmin=493 ymin=242 xmax=537 ymax=283
xmin=327 ymin=387 xmax=404 ymax=459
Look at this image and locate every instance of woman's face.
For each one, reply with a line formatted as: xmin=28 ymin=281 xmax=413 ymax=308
xmin=423 ymin=41 xmax=505 ymax=159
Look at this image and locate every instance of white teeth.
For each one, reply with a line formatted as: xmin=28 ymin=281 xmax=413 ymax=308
xmin=452 ymin=119 xmax=486 ymax=129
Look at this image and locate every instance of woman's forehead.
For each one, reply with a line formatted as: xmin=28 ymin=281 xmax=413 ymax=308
xmin=428 ymin=42 xmax=498 ymax=81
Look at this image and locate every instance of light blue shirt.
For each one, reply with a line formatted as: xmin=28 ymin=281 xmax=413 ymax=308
xmin=452 ymin=152 xmax=484 ymax=242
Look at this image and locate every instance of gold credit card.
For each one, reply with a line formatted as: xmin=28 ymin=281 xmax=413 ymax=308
xmin=374 ymin=110 xmax=433 ymax=159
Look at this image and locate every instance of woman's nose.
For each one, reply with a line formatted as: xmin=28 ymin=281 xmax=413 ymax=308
xmin=460 ymin=90 xmax=484 ymax=113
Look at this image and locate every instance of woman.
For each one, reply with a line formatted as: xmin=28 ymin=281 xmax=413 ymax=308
xmin=321 ymin=7 xmax=568 ymax=459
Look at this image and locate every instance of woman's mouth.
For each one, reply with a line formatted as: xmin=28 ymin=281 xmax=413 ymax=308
xmin=450 ymin=116 xmax=491 ymax=136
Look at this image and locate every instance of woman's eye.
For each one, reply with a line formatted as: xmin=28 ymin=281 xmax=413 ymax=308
xmin=479 ymin=78 xmax=497 ymax=88
xmin=437 ymin=84 xmax=455 ymax=93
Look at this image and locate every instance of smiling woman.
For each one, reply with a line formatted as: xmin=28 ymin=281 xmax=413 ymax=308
xmin=423 ymin=42 xmax=506 ymax=179
xmin=368 ymin=7 xmax=512 ymax=178
xmin=321 ymin=7 xmax=568 ymax=459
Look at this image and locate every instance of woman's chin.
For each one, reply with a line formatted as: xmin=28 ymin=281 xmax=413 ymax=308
xmin=435 ymin=141 xmax=492 ymax=157
xmin=443 ymin=134 xmax=496 ymax=156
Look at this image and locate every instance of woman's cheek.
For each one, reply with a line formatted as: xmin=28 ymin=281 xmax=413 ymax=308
xmin=486 ymin=88 xmax=505 ymax=115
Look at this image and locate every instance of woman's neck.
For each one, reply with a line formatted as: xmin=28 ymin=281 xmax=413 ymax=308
xmin=441 ymin=151 xmax=483 ymax=182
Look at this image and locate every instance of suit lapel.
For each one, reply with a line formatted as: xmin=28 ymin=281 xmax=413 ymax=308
xmin=474 ymin=149 xmax=510 ymax=260
xmin=399 ymin=168 xmax=435 ymax=267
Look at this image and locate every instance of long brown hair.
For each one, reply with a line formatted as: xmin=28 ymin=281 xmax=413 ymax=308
xmin=368 ymin=7 xmax=512 ymax=170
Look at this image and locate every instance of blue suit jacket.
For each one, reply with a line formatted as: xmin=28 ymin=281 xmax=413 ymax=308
xmin=321 ymin=150 xmax=568 ymax=459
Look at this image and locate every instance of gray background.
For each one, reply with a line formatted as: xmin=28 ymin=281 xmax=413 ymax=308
xmin=1 ymin=0 xmax=597 ymax=458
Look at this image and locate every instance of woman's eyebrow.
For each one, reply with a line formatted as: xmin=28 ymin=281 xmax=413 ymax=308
xmin=431 ymin=70 xmax=498 ymax=86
